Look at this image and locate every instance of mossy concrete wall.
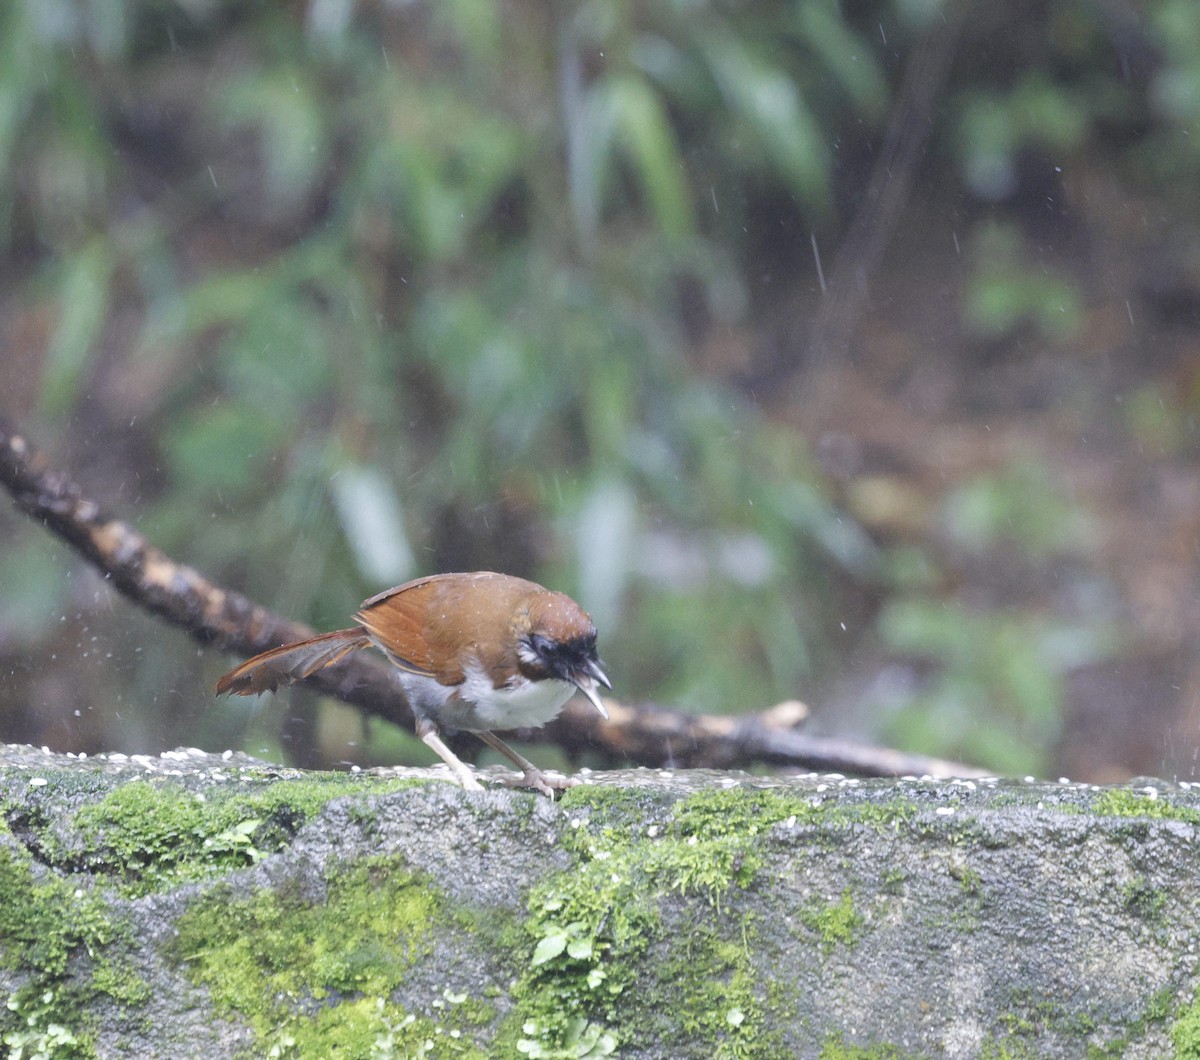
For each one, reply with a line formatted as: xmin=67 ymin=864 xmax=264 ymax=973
xmin=3 ymin=744 xmax=1200 ymax=1058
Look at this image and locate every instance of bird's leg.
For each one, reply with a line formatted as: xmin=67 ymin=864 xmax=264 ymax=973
xmin=415 ymin=717 xmax=483 ymax=791
xmin=474 ymin=730 xmax=578 ymax=797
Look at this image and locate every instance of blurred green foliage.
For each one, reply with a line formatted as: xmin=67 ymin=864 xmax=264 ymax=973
xmin=876 ymin=600 xmax=1112 ymax=775
xmin=874 ymin=461 xmax=1112 ymax=772
xmin=0 ymin=0 xmax=1195 ymax=774
xmin=941 ymin=463 xmax=1089 ymax=557
xmin=963 ymin=223 xmax=1083 ymax=343
xmin=3 ymin=0 xmax=897 ymax=761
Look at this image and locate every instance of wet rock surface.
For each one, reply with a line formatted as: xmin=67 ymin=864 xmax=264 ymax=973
xmin=2 ymin=744 xmax=1199 ymax=1057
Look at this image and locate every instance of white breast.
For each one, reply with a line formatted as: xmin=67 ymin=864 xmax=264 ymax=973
xmin=393 ymin=662 xmax=575 ymax=734
xmin=454 ymin=662 xmax=576 ymax=731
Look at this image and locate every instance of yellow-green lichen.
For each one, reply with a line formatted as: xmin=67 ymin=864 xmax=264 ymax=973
xmin=169 ymin=854 xmax=492 ymax=1057
xmin=0 ymin=846 xmax=148 ymax=1058
xmin=1172 ymin=985 xmax=1200 ymax=1059
xmin=1092 ymin=790 xmax=1200 ymax=825
xmin=818 ymin=1038 xmax=909 ymax=1058
xmin=266 ymin=997 xmax=485 ymax=1059
xmin=799 ymin=890 xmax=861 ymax=952
xmin=500 ymin=786 xmax=838 ymax=1057
xmin=55 ymin=774 xmax=419 ymax=895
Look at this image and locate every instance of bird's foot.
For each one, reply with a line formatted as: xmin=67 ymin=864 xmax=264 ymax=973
xmin=490 ymin=768 xmax=579 ymax=798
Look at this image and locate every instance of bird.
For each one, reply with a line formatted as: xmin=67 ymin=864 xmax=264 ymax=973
xmin=215 ymin=571 xmax=610 ymax=795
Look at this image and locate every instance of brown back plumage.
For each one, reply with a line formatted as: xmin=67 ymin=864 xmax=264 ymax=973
xmin=215 ymin=572 xmax=594 ymax=697
xmin=354 ymin=571 xmax=588 ymax=686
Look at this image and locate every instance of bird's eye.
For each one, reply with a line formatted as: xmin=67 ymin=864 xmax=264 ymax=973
xmin=522 ymin=634 xmax=561 ymax=668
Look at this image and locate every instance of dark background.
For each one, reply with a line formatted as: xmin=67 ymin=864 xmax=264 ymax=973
xmin=3 ymin=0 xmax=1200 ymax=782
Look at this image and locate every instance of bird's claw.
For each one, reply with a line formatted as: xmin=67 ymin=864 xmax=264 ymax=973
xmin=489 ymin=769 xmax=579 ymax=798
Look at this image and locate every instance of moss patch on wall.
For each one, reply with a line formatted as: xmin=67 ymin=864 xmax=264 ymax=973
xmin=492 ymin=784 xmax=916 ymax=1059
xmin=28 ymin=772 xmax=422 ymax=896
xmin=1091 ymin=789 xmax=1200 ymax=825
xmin=0 ymin=845 xmax=147 ymax=1058
xmin=168 ymin=854 xmax=496 ymax=1058
xmin=799 ymin=890 xmax=862 ymax=951
xmin=12 ymin=753 xmax=1200 ymax=1056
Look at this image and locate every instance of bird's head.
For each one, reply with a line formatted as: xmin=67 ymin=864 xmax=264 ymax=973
xmin=517 ymin=593 xmax=611 ymax=718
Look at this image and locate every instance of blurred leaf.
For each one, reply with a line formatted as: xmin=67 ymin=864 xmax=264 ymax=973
xmin=0 ymin=534 xmax=69 ymax=643
xmin=699 ymin=30 xmax=831 ymax=210
xmin=575 ymin=478 xmax=637 ymax=632
xmin=1123 ymin=382 xmax=1188 ymax=455
xmin=606 ymin=74 xmax=695 ymax=238
xmin=773 ymin=480 xmax=880 ymax=576
xmin=41 ymin=237 xmax=113 ymax=416
xmin=221 ymin=69 xmax=329 ymax=212
xmin=958 ymin=77 xmax=1088 ymax=200
xmin=0 ymin=5 xmax=45 ymax=180
xmin=81 ymin=0 xmax=129 ymax=59
xmin=877 ymin=601 xmax=1114 ymax=774
xmin=964 ymin=222 xmax=1083 ymax=341
xmin=164 ymin=400 xmax=289 ymax=493
xmin=1153 ymin=64 xmax=1200 ymax=122
xmin=431 ymin=0 xmax=503 ymax=64
xmin=958 ymin=97 xmax=1017 ymax=200
xmin=584 ymin=356 xmax=636 ymax=462
xmin=879 ymin=599 xmax=974 ymax=659
xmin=360 ymin=82 xmax=523 ymax=260
xmin=893 ymin=0 xmax=951 ymax=30
xmin=330 ymin=465 xmax=414 ymax=586
xmin=793 ymin=5 xmax=889 ymax=120
xmin=940 ymin=462 xmax=1085 ymax=556
xmin=631 ymin=33 xmax=706 ymax=99
xmin=217 ymin=295 xmax=333 ymax=405
xmin=1011 ymin=75 xmax=1089 ymax=150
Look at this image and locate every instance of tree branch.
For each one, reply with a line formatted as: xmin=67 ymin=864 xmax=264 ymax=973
xmin=0 ymin=419 xmax=986 ymax=778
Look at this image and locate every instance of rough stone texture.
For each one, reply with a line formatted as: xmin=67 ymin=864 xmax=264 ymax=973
xmin=3 ymin=743 xmax=1200 ymax=1058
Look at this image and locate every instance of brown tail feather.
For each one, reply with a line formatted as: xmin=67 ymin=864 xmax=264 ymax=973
xmin=215 ymin=628 xmax=372 ymax=696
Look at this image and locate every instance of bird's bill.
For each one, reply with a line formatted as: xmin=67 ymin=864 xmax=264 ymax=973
xmin=583 ymin=658 xmax=611 ymax=690
xmin=574 ymin=675 xmax=610 ymax=719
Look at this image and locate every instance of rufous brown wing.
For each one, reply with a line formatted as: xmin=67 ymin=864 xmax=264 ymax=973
xmin=214 ymin=627 xmax=370 ymax=695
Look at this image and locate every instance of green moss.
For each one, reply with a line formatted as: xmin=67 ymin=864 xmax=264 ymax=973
xmin=1075 ymin=983 xmax=1178 ymax=1058
xmin=1119 ymin=875 xmax=1167 ymax=921
xmin=1172 ymin=986 xmax=1200 ymax=1059
xmin=169 ymin=854 xmax=489 ymax=1058
xmin=0 ymin=847 xmax=148 ymax=1058
xmin=501 ymin=842 xmax=652 ymax=1056
xmin=55 ymin=774 xmax=418 ymax=895
xmin=950 ymin=862 xmax=983 ymax=896
xmin=978 ymin=1041 xmax=1038 ymax=1060
xmin=663 ymin=927 xmax=788 ymax=1060
xmin=501 ymin=785 xmax=920 ymax=1056
xmin=799 ymin=890 xmax=861 ymax=951
xmin=995 ymin=991 xmax=1101 ymax=1044
xmin=665 ymin=787 xmax=918 ymax=837
xmin=557 ymin=785 xmax=663 ymax=814
xmin=266 ymin=997 xmax=485 ymax=1059
xmin=819 ymin=1039 xmax=908 ymax=1058
xmin=1092 ymin=789 xmax=1200 ymax=824
xmin=501 ymin=786 xmax=854 ymax=1057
